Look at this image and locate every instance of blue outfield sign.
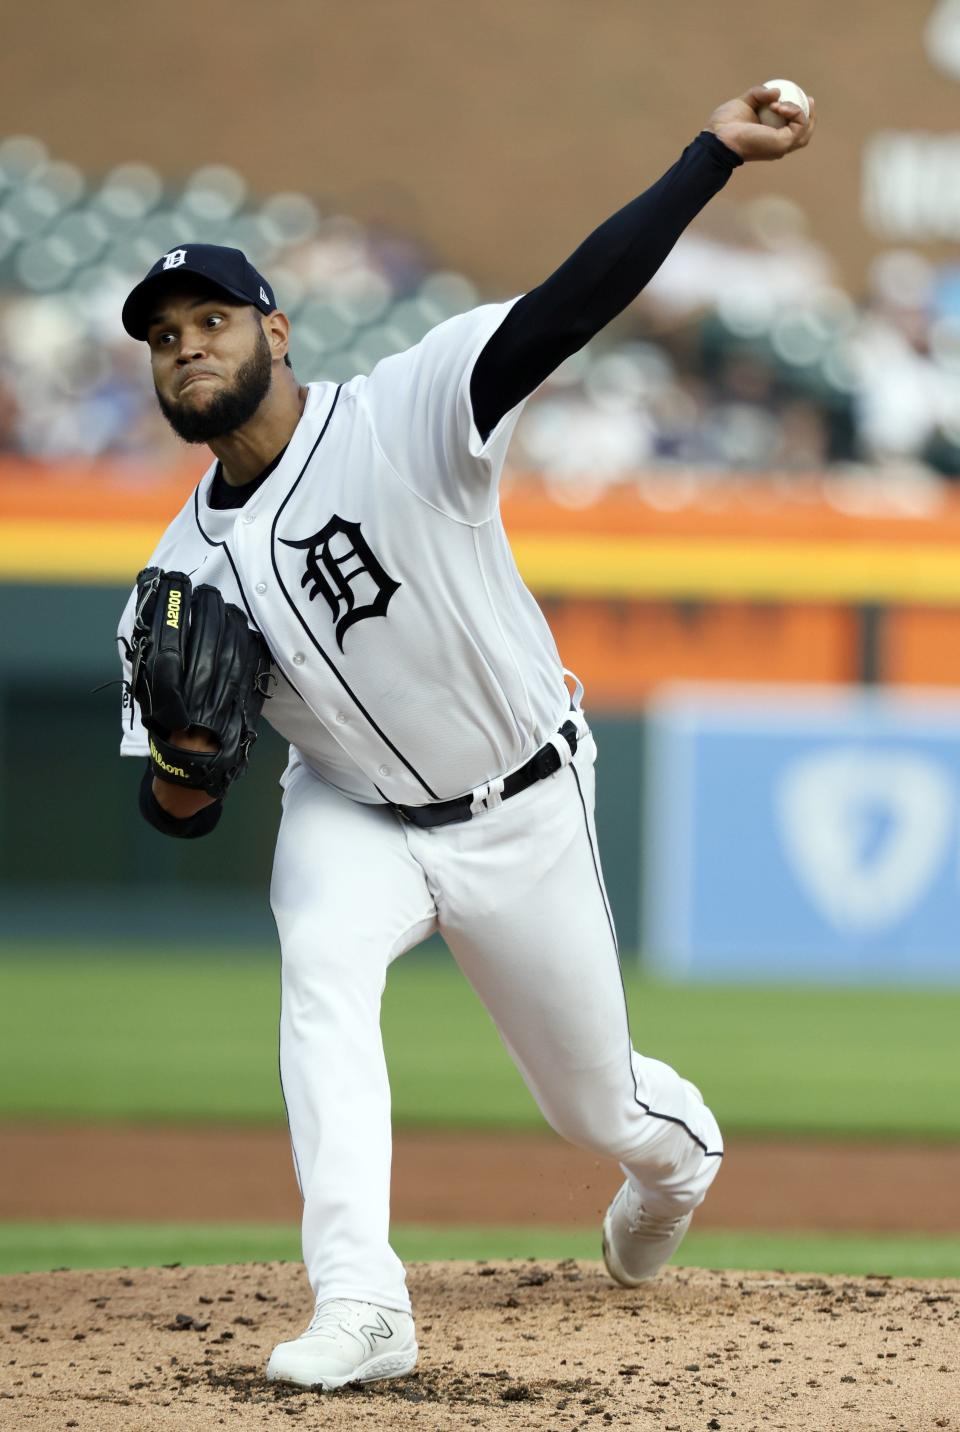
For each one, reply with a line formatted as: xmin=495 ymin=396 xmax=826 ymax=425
xmin=642 ymin=685 xmax=960 ymax=984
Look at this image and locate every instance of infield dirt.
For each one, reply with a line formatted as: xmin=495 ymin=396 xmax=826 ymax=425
xmin=2 ymin=1259 xmax=958 ymax=1431
xmin=4 ymin=1126 xmax=960 ymax=1231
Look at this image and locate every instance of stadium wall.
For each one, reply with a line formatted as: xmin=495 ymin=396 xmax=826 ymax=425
xmin=0 ymin=578 xmax=643 ymax=946
xmin=4 ymin=0 xmax=960 ymax=292
xmin=8 ymin=466 xmax=960 ymax=960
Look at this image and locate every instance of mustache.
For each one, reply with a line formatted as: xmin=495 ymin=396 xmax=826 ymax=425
xmin=177 ymin=367 xmax=220 ymax=394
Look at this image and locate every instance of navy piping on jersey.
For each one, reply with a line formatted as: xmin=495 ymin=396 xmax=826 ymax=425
xmin=192 ymin=479 xmax=306 ymax=736
xmin=268 ymin=384 xmax=440 ymax=801
xmin=193 ymin=485 xmax=261 ymax=625
xmin=569 ymin=762 xmax=722 ymax=1161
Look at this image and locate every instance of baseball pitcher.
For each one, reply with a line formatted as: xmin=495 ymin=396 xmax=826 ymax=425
xmin=116 ymin=88 xmax=814 ymax=1390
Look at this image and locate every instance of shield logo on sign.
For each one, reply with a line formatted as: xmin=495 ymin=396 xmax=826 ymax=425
xmin=775 ymin=746 xmax=953 ymax=933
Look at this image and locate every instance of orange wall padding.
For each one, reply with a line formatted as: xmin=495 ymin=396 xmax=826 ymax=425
xmin=7 ymin=462 xmax=960 ymax=542
xmin=883 ymin=607 xmax=960 ymax=688
xmin=500 ymin=481 xmax=960 ymax=545
xmin=542 ymin=599 xmax=857 ymax=706
xmin=0 ymin=459 xmax=198 ymax=522
xmin=5 ymin=462 xmax=960 ymax=701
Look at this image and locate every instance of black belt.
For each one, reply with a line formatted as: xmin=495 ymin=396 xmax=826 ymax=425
xmin=394 ymin=720 xmax=579 ymax=829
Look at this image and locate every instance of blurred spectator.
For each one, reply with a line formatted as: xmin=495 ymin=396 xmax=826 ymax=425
xmin=3 ymin=134 xmax=960 ymax=494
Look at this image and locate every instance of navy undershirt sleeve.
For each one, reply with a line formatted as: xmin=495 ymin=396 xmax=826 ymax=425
xmin=470 ymin=131 xmax=742 ymax=441
xmin=139 ymin=761 xmax=224 ymax=839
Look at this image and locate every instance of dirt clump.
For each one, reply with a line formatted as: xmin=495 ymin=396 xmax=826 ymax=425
xmin=1 ymin=1259 xmax=957 ymax=1430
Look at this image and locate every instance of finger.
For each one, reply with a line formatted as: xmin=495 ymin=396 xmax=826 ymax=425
xmin=777 ymin=107 xmax=808 ymax=140
xmin=795 ymin=96 xmax=816 ymax=137
xmin=791 ymin=112 xmax=816 ymax=149
xmin=765 ymin=124 xmax=801 ymax=156
xmin=741 ymin=84 xmax=780 ymax=113
xmin=150 ymin=572 xmax=193 ymax=728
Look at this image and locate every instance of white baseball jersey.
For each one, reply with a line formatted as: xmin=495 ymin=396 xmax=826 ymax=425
xmin=117 ymin=301 xmax=572 ymax=804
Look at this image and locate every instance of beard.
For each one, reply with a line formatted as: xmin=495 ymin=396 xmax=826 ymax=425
xmin=156 ymin=327 xmax=273 ymax=443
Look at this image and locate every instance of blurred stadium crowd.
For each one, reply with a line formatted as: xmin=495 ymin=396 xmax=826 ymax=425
xmin=4 ymin=133 xmax=960 ymax=496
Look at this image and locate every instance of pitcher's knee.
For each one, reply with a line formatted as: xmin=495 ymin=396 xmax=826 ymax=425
xmin=544 ymin=1092 xmax=724 ymax=1211
xmin=542 ymin=1099 xmax=631 ymax=1159
xmin=619 ymin=1121 xmax=724 ymax=1217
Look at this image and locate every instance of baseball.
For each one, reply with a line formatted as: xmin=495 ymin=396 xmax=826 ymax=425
xmin=758 ymin=77 xmax=810 ymax=128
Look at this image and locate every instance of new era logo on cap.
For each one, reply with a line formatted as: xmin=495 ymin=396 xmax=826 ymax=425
xmin=121 ymin=243 xmax=277 ymax=340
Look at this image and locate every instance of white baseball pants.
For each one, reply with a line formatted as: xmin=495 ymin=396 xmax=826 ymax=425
xmin=270 ymin=729 xmax=722 ymax=1313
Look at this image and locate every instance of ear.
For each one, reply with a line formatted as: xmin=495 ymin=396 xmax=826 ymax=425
xmin=262 ymin=310 xmax=291 ymax=365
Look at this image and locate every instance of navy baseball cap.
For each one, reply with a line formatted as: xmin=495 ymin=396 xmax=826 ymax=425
xmin=121 ymin=243 xmax=277 ymax=340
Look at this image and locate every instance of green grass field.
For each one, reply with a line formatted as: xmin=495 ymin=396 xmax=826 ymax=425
xmin=1 ymin=942 xmax=959 ymax=1137
xmin=1 ymin=1220 xmax=960 ymax=1277
xmin=2 ymin=943 xmax=959 ymax=1278
xmin=2 ymin=1222 xmax=959 ymax=1279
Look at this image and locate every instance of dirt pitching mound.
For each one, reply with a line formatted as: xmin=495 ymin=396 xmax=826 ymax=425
xmin=1 ymin=1260 xmax=957 ymax=1431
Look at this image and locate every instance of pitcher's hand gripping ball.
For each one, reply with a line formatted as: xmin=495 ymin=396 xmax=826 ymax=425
xmin=757 ymin=78 xmax=810 ymax=127
xmin=130 ymin=567 xmax=273 ymax=799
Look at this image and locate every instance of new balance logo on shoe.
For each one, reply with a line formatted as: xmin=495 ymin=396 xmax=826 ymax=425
xmin=266 ymin=1298 xmax=416 ymax=1390
xmin=358 ymin=1312 xmax=394 ymax=1352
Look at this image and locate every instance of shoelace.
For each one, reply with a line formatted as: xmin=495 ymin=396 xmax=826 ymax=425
xmin=625 ymin=1200 xmax=688 ymax=1240
xmin=304 ymin=1299 xmax=355 ymax=1337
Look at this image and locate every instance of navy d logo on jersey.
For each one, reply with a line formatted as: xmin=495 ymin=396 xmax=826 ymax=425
xmin=280 ymin=515 xmax=401 ymax=652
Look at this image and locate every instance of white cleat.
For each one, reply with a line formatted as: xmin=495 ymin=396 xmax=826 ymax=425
xmin=266 ymin=1297 xmax=418 ymax=1390
xmin=602 ymin=1180 xmax=694 ymax=1287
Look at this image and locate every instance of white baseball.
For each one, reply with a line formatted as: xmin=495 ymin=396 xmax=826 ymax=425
xmin=757 ymin=78 xmax=810 ymax=128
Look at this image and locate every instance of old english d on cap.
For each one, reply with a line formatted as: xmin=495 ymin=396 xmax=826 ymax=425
xmin=122 ymin=244 xmax=277 ymax=340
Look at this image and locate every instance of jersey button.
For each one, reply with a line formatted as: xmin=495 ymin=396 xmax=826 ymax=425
xmin=255 ymin=582 xmax=267 ymax=594
xmin=335 ymin=712 xmax=348 ymax=724
xmin=242 ymin=513 xmax=255 ymax=524
xmin=378 ymin=764 xmax=391 ymax=776
xmin=292 ymin=652 xmax=305 ymax=666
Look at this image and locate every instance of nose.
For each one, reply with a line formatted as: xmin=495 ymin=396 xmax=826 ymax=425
xmin=174 ymin=328 xmax=208 ymax=365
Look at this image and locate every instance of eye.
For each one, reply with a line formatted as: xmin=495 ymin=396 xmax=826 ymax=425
xmin=204 ymin=312 xmax=224 ymax=328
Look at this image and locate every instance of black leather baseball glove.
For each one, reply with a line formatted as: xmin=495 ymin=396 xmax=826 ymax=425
xmin=129 ymin=567 xmax=273 ymax=800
